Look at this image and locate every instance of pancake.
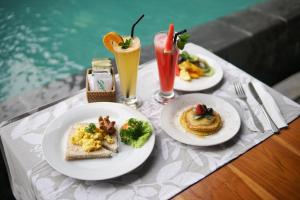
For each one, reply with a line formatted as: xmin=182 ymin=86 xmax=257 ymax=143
xmin=180 ymin=107 xmax=222 ymax=136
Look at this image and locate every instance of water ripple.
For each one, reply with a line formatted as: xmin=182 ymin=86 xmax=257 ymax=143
xmin=0 ymin=0 xmax=264 ymax=102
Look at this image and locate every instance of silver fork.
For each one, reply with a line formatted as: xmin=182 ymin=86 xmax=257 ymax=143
xmin=234 ymin=81 xmax=264 ymax=132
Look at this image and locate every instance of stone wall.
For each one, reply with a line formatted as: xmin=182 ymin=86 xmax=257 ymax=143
xmin=188 ymin=0 xmax=300 ymax=85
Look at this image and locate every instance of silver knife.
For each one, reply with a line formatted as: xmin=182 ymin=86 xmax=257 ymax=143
xmin=248 ymin=82 xmax=279 ymax=133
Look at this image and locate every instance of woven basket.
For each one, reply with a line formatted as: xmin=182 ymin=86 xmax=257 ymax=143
xmin=86 ymin=68 xmax=116 ymax=103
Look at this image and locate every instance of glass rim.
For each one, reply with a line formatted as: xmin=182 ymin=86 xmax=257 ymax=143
xmin=154 ymin=31 xmax=179 ymax=51
xmin=154 ymin=30 xmax=182 ymax=35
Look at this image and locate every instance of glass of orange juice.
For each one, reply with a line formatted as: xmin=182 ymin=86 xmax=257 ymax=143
xmin=103 ymin=33 xmax=141 ymax=108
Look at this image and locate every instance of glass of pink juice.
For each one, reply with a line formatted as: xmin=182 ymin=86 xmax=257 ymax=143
xmin=154 ymin=32 xmax=179 ymax=104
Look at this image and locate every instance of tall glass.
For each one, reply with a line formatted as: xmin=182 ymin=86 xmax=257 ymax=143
xmin=113 ymin=36 xmax=141 ymax=108
xmin=154 ymin=32 xmax=179 ymax=104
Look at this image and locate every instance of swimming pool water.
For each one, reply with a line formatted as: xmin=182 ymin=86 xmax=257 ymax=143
xmin=0 ymin=0 xmax=263 ymax=102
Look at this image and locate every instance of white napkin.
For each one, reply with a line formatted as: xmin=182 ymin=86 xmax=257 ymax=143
xmin=241 ymin=81 xmax=271 ymax=132
xmin=240 ymin=80 xmax=287 ymax=131
xmin=251 ymin=80 xmax=287 ymax=129
xmin=216 ymin=89 xmax=261 ymax=132
xmin=87 ymin=73 xmax=112 ymax=92
xmin=87 ymin=74 xmax=95 ymax=91
xmin=235 ymin=98 xmax=262 ymax=132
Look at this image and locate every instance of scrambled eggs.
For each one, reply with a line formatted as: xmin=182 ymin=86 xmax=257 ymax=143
xmin=71 ymin=124 xmax=114 ymax=152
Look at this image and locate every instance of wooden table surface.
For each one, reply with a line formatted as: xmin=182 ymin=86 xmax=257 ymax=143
xmin=173 ymin=117 xmax=300 ymax=200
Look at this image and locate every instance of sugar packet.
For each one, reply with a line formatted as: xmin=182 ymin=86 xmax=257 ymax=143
xmin=89 ymin=58 xmax=113 ymax=92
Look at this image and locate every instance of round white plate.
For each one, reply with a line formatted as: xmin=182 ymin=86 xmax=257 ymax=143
xmin=161 ymin=94 xmax=240 ymax=146
xmin=174 ymin=54 xmax=223 ymax=91
xmin=42 ymin=103 xmax=155 ymax=180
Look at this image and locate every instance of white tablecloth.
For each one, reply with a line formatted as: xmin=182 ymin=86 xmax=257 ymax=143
xmin=1 ymin=43 xmax=299 ymax=200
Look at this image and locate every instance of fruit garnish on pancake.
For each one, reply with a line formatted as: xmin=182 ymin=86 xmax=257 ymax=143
xmin=180 ymin=104 xmax=222 ymax=136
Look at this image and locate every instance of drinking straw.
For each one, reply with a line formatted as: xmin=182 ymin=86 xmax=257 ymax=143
xmin=173 ymin=29 xmax=187 ymax=44
xmin=131 ymin=14 xmax=145 ymax=38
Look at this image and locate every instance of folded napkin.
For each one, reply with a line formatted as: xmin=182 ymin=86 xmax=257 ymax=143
xmin=240 ymin=79 xmax=287 ymax=132
xmin=87 ymin=73 xmax=112 ymax=92
xmin=87 ymin=74 xmax=95 ymax=91
xmin=251 ymin=80 xmax=287 ymax=129
xmin=215 ymin=89 xmax=261 ymax=132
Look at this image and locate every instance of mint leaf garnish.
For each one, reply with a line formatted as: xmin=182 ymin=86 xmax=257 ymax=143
xmin=180 ymin=51 xmax=190 ymax=61
xmin=177 ymin=33 xmax=190 ymax=50
xmin=119 ymin=38 xmax=132 ymax=49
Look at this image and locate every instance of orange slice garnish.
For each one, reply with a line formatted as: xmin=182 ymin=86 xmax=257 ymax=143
xmin=103 ymin=32 xmax=123 ymax=53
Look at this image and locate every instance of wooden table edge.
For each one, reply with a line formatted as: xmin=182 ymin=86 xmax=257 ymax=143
xmin=173 ymin=116 xmax=300 ymax=200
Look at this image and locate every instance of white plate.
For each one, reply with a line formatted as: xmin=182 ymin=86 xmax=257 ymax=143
xmin=42 ymin=103 xmax=155 ymax=180
xmin=174 ymin=54 xmax=223 ymax=91
xmin=161 ymin=94 xmax=240 ymax=146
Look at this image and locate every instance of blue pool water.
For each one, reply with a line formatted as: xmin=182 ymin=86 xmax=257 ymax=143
xmin=0 ymin=0 xmax=263 ymax=102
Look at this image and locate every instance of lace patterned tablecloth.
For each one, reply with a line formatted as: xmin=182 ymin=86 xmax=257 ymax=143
xmin=1 ymin=44 xmax=299 ymax=200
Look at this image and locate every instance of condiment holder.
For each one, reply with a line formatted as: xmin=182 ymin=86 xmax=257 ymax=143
xmin=86 ymin=58 xmax=116 ymax=102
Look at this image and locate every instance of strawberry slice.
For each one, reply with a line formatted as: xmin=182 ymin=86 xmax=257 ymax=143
xmin=164 ymin=23 xmax=174 ymax=52
xmin=195 ymin=104 xmax=205 ymax=115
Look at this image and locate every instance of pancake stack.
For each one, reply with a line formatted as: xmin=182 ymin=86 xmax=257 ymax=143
xmin=180 ymin=104 xmax=222 ymax=136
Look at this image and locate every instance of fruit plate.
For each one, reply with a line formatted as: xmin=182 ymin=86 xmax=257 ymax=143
xmin=174 ymin=54 xmax=223 ymax=91
xmin=161 ymin=93 xmax=240 ymax=146
xmin=42 ymin=103 xmax=155 ymax=180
